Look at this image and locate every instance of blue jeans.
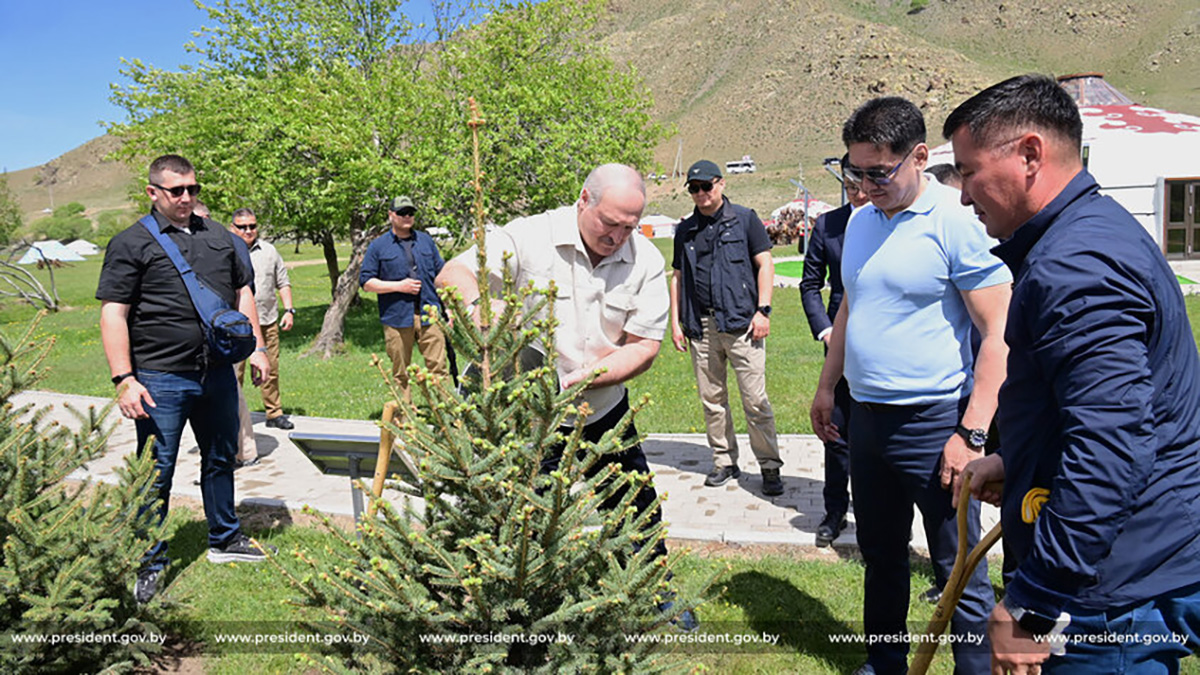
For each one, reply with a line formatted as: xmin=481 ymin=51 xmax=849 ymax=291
xmin=1044 ymin=580 xmax=1200 ymax=674
xmin=850 ymin=398 xmax=993 ymax=675
xmin=135 ymin=367 xmax=242 ymax=572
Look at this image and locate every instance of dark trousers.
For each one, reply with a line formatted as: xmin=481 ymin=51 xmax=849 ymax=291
xmin=850 ymin=398 xmax=993 ymax=675
xmin=823 ymin=377 xmax=852 ymax=518
xmin=135 ymin=366 xmax=242 ymax=572
xmin=542 ymin=393 xmax=667 ymax=560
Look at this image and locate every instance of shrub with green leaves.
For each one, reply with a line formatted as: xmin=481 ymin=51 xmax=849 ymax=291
xmin=0 ymin=315 xmax=165 ymax=674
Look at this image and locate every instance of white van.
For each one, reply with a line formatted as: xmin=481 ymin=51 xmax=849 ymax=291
xmin=725 ymin=158 xmax=757 ymax=174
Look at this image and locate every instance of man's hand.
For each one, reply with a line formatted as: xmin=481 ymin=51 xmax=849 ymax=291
xmin=750 ymin=312 xmax=770 ymax=340
xmin=280 ymin=311 xmax=294 ymax=331
xmin=116 ymin=378 xmax=156 ymax=420
xmin=820 ymin=332 xmax=831 ymax=346
xmin=940 ymin=431 xmax=983 ymax=490
xmin=810 ymin=386 xmax=840 ymax=442
xmin=398 ymin=278 xmax=422 ymax=295
xmin=954 ymin=453 xmax=1005 ymax=508
xmin=988 ymin=602 xmax=1051 ymax=675
xmin=672 ymin=324 xmax=688 ymax=352
xmin=248 ymin=350 xmax=271 ymax=386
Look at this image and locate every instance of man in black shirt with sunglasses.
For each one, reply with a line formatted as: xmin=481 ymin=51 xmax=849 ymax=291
xmin=97 ymin=154 xmax=276 ymax=606
xmin=670 ymin=159 xmax=783 ymax=497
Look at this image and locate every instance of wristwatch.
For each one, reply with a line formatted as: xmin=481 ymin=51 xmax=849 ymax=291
xmin=112 ymin=372 xmax=134 ymax=386
xmin=284 ymin=308 xmax=296 ymax=315
xmin=756 ymin=305 xmax=772 ymax=317
xmin=1006 ymin=601 xmax=1061 ymax=638
xmin=956 ymin=423 xmax=988 ymax=451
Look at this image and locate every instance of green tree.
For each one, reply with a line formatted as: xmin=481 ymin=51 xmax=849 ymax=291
xmin=0 ymin=174 xmax=21 ymax=246
xmin=30 ymin=202 xmax=91 ymax=241
xmin=0 ymin=315 xmax=165 ymax=673
xmin=107 ymin=0 xmax=661 ymax=358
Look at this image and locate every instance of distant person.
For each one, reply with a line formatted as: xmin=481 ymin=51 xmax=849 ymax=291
xmin=799 ymin=154 xmax=869 ymax=546
xmin=360 ymin=196 xmax=449 ymax=402
xmin=927 ymin=163 xmax=963 ymax=189
xmin=229 ymin=208 xmax=296 ymax=432
xmin=810 ymin=97 xmax=1012 ymax=675
xmin=436 ymin=163 xmax=696 ymax=630
xmin=949 ymin=74 xmax=1200 ymax=674
xmin=97 ymin=155 xmax=276 ymax=605
xmin=670 ymin=159 xmax=783 ymax=497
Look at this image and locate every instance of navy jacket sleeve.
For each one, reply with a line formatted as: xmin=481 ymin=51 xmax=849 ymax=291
xmin=1003 ymin=249 xmax=1158 ymax=615
xmin=800 ymin=215 xmax=832 ymax=339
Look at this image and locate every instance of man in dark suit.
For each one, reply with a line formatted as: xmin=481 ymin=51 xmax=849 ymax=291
xmin=799 ymin=155 xmax=869 ymax=546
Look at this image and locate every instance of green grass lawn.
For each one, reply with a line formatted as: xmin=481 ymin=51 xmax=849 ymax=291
xmin=4 ymin=241 xmax=1200 ymax=434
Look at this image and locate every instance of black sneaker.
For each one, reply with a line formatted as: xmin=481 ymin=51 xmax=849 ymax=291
xmin=207 ymin=533 xmax=278 ymax=563
xmin=235 ymin=457 xmax=261 ymax=469
xmin=657 ymin=593 xmax=700 ymax=632
xmin=135 ymin=568 xmax=161 ymax=604
xmin=922 ymin=585 xmax=943 ymax=604
xmin=704 ymin=465 xmax=741 ymax=487
xmin=815 ymin=512 xmax=848 ymax=547
xmin=265 ymin=416 xmax=294 ymax=430
xmin=761 ymin=468 xmax=784 ymax=496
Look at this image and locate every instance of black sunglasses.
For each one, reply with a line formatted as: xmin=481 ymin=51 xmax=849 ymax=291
xmin=151 ymin=183 xmax=202 ymax=198
xmin=392 ymin=208 xmax=416 ymax=217
xmin=842 ymin=146 xmax=915 ymax=187
xmin=687 ymin=181 xmax=715 ymax=194
xmin=233 ymin=223 xmax=258 ymax=231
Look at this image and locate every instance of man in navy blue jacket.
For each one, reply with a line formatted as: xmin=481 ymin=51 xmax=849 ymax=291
xmin=949 ymin=74 xmax=1200 ymax=673
xmin=799 ymin=155 xmax=869 ymax=546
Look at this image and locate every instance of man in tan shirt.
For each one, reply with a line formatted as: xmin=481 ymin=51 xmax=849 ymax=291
xmin=230 ymin=208 xmax=295 ymax=433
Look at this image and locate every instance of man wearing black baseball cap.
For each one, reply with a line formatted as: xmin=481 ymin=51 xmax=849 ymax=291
xmin=670 ymin=159 xmax=783 ymax=496
xmin=360 ymin=196 xmax=449 ymax=401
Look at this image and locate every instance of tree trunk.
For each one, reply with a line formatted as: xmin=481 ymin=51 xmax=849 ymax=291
xmin=303 ymin=221 xmax=377 ymax=360
xmin=321 ymin=229 xmax=340 ymax=298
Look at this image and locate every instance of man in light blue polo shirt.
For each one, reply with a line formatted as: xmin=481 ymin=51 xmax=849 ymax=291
xmin=811 ymin=97 xmax=1012 ymax=675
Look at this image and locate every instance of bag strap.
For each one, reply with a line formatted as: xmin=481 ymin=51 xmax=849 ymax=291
xmin=139 ymin=214 xmax=211 ymax=323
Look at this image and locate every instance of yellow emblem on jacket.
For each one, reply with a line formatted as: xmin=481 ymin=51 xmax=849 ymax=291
xmin=1021 ymin=488 xmax=1050 ymax=524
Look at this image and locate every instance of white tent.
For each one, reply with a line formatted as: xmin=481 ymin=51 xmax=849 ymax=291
xmin=638 ymin=214 xmax=679 ymax=239
xmin=63 ymin=239 xmax=100 ymax=256
xmin=17 ymin=241 xmax=86 ymax=265
xmin=928 ymin=74 xmax=1200 ymax=258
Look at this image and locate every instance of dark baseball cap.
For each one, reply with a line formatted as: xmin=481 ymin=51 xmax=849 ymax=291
xmin=685 ymin=160 xmax=722 ymax=183
xmin=391 ymin=196 xmax=416 ymax=212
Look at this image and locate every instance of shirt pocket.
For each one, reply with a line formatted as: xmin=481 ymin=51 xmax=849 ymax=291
xmin=718 ymin=228 xmax=747 ymax=263
xmin=375 ymin=250 xmax=409 ymax=280
xmin=602 ymin=291 xmax=636 ymax=339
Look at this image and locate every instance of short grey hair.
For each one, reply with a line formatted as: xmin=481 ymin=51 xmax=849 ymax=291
xmin=232 ymin=207 xmax=256 ymax=221
xmin=581 ymin=163 xmax=645 ymax=206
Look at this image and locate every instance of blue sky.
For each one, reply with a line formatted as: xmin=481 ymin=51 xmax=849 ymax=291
xmin=0 ymin=1 xmax=211 ymax=172
xmin=0 ymin=1 xmax=450 ymax=173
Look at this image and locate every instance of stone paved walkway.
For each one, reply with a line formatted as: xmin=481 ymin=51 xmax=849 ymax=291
xmin=17 ymin=389 xmax=1001 ymax=552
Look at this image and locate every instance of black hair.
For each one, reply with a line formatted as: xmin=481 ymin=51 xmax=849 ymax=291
xmin=942 ymin=74 xmax=1082 ymax=152
xmin=148 ymin=154 xmax=195 ymax=183
xmin=842 ymin=97 xmax=926 ymax=155
xmin=927 ymin=163 xmax=962 ymax=187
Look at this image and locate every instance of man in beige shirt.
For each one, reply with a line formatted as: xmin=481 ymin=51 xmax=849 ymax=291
xmin=230 ymin=208 xmax=295 ymax=433
xmin=436 ymin=163 xmax=696 ymax=630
